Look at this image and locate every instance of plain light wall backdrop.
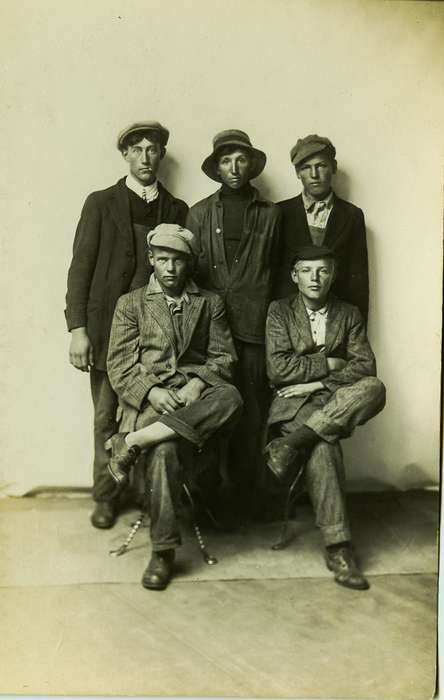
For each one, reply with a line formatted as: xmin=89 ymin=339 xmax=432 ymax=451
xmin=1 ymin=0 xmax=443 ymax=495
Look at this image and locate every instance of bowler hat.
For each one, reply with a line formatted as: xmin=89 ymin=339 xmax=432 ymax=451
xmin=201 ymin=129 xmax=266 ymax=182
xmin=117 ymin=121 xmax=170 ymax=151
xmin=147 ymin=223 xmax=194 ymax=256
xmin=290 ymin=135 xmax=336 ymax=167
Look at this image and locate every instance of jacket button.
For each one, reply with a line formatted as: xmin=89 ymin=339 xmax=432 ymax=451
xmin=216 ymin=227 xmax=222 ymax=234
xmin=122 ymin=272 xmax=127 ymax=277
xmin=212 ymin=265 xmax=217 ymax=269
xmin=126 ymin=251 xmax=133 ymax=257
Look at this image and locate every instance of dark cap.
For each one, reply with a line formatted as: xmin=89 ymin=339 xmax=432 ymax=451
xmin=201 ymin=129 xmax=266 ymax=182
xmin=290 ymin=134 xmax=336 ymax=167
xmin=117 ymin=121 xmax=170 ymax=151
xmin=291 ymin=245 xmax=336 ymax=267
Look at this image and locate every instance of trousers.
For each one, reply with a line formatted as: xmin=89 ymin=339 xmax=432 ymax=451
xmin=89 ymin=368 xmax=119 ymax=503
xmin=136 ymin=383 xmax=243 ymax=550
xmin=229 ymin=341 xmax=269 ymax=491
xmin=279 ymin=376 xmax=386 ymax=546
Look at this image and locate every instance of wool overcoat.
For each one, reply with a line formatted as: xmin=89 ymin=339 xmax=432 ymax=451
xmin=65 ymin=178 xmax=188 ymax=369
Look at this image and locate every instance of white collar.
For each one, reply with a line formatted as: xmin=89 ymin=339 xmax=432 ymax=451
xmin=302 ymin=190 xmax=334 ymax=211
xmin=304 ymin=303 xmax=329 ymax=318
xmin=125 ymin=174 xmax=159 ymax=202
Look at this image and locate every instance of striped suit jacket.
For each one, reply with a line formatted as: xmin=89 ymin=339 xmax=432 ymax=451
xmin=107 ymin=275 xmax=237 ymax=430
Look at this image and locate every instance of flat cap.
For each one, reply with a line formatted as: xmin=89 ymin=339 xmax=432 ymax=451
xmin=292 ymin=246 xmax=336 ymax=265
xmin=290 ymin=134 xmax=336 ymax=167
xmin=117 ymin=121 xmax=170 ymax=150
xmin=147 ymin=223 xmax=194 ymax=256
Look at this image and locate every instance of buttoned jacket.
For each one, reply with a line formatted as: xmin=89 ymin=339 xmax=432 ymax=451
xmin=266 ymin=293 xmax=376 ymax=427
xmin=65 ymin=178 xmax=188 ymax=369
xmin=107 ymin=276 xmax=237 ymax=430
xmin=276 ymin=193 xmax=369 ymax=322
xmin=186 ymin=187 xmax=281 ymax=344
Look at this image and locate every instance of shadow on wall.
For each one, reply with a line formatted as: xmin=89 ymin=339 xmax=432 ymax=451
xmin=346 ymin=464 xmax=438 ymax=492
xmin=333 ymin=169 xmax=351 ymax=202
xmin=159 ymin=152 xmax=182 ymax=196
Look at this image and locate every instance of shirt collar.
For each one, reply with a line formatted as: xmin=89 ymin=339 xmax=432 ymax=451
xmin=304 ymin=301 xmax=329 ymax=318
xmin=146 ymin=273 xmax=200 ymax=297
xmin=302 ymin=190 xmax=334 ymax=212
xmin=125 ymin=174 xmax=159 ymax=202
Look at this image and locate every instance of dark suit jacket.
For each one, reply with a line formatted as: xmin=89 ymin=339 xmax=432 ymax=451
xmin=276 ymin=193 xmax=369 ymax=322
xmin=65 ymin=178 xmax=188 ymax=369
xmin=107 ymin=276 xmax=237 ymax=431
xmin=266 ymin=293 xmax=376 ymax=427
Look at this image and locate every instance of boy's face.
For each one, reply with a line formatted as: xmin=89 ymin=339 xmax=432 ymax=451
xmin=149 ymin=246 xmax=189 ymax=296
xmin=123 ymin=137 xmax=163 ymax=186
xmin=296 ymin=153 xmax=336 ymax=200
xmin=291 ymin=258 xmax=335 ymax=305
xmin=216 ymin=148 xmax=252 ymax=189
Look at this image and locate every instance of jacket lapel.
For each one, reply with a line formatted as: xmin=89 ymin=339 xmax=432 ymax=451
xmin=324 ymin=194 xmax=347 ymax=247
xmin=145 ymin=291 xmax=177 ymax=352
xmin=292 ymin=294 xmax=316 ymax=349
xmin=156 ymin=182 xmax=177 ymax=224
xmin=325 ymin=296 xmax=344 ymax=350
xmin=108 ymin=178 xmax=134 ymax=245
xmin=293 ymin=195 xmax=313 ymax=246
xmin=178 ymin=294 xmax=205 ymax=358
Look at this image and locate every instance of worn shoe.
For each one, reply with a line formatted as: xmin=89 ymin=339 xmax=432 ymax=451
xmin=325 ymin=545 xmax=369 ymax=590
xmin=264 ymin=438 xmax=306 ymax=484
xmin=141 ymin=550 xmax=175 ymax=590
xmin=105 ymin=432 xmax=141 ymax=485
xmin=90 ymin=501 xmax=118 ymax=529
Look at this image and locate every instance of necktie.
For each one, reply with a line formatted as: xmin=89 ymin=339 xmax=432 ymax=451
xmin=142 ymin=188 xmax=147 ymax=202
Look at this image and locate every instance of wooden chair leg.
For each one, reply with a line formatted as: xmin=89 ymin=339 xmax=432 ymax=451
xmin=271 ymin=467 xmax=305 ymax=551
xmin=182 ymin=482 xmax=218 ymax=565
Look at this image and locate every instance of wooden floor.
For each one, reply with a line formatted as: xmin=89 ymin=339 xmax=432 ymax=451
xmin=0 ymin=491 xmax=439 ymax=699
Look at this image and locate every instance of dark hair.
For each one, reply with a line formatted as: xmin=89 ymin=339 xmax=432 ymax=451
xmin=120 ymin=129 xmax=164 ymax=152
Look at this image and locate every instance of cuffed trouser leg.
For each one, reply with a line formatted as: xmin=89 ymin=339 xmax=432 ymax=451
xmin=146 ymin=442 xmax=183 ymax=552
xmin=304 ymin=441 xmax=351 ymax=546
xmin=305 ymin=377 xmax=386 ymax=443
xmin=90 ymin=368 xmax=119 ymax=502
xmin=157 ymin=384 xmax=243 ymax=448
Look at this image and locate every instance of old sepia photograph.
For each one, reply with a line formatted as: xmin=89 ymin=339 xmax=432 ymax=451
xmin=1 ymin=0 xmax=443 ymax=698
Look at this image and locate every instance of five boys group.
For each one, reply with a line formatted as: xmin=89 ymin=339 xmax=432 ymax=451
xmin=65 ymin=121 xmax=386 ymax=592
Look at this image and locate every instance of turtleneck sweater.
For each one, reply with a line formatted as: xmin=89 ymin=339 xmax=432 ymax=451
xmin=219 ymin=183 xmax=254 ymax=270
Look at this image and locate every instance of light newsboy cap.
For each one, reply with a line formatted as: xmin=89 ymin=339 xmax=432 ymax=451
xmin=201 ymin=129 xmax=266 ymax=182
xmin=147 ymin=224 xmax=194 ymax=256
xmin=290 ymin=134 xmax=336 ymax=167
xmin=117 ymin=121 xmax=170 ymax=151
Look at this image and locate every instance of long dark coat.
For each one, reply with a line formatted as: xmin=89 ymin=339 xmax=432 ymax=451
xmin=65 ymin=178 xmax=188 ymax=369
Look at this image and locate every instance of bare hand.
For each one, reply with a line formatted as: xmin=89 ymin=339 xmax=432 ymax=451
xmin=277 ymin=381 xmax=323 ymax=399
xmin=69 ymin=328 xmax=94 ymax=372
xmin=148 ymin=386 xmax=185 ymax=414
xmin=176 ymin=378 xmax=206 ymax=406
xmin=327 ymin=357 xmax=347 ymax=371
